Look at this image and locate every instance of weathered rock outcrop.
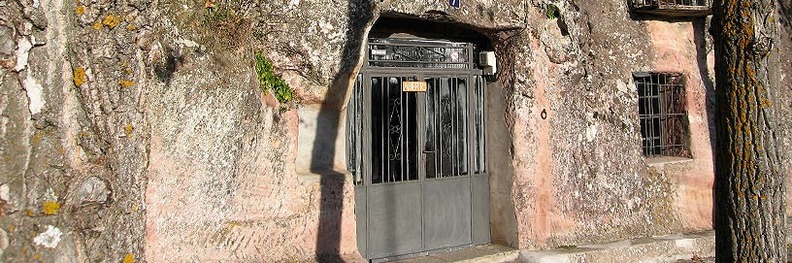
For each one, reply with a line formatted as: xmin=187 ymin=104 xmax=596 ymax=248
xmin=0 ymin=0 xmax=789 ymax=262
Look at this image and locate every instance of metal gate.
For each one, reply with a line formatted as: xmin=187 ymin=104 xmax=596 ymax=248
xmin=348 ymin=38 xmax=489 ymax=261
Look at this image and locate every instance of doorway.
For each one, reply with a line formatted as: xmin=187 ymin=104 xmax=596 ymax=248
xmin=348 ymin=37 xmax=489 ymax=261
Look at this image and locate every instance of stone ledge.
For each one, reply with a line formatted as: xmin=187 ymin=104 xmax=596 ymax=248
xmin=645 ymin=156 xmax=694 ymax=166
xmin=389 ymin=245 xmax=519 ymax=263
xmin=520 ymin=232 xmax=715 ymax=263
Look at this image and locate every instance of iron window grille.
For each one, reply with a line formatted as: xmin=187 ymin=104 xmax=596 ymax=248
xmin=635 ymin=72 xmax=692 ymax=158
xmin=367 ymin=38 xmax=473 ymax=69
xmin=347 ymin=38 xmax=487 ymax=186
xmin=631 ymin=0 xmax=711 ymax=17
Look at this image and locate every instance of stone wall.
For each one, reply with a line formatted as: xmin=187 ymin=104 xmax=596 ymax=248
xmin=0 ymin=0 xmax=789 ymax=262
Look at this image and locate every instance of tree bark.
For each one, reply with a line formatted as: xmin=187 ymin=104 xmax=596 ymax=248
xmin=711 ymin=0 xmax=786 ymax=262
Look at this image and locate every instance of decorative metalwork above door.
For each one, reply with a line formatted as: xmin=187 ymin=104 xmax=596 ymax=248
xmin=367 ymin=38 xmax=474 ymax=69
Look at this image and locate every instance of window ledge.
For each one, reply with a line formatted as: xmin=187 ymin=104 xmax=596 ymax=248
xmin=645 ymin=156 xmax=693 ymax=166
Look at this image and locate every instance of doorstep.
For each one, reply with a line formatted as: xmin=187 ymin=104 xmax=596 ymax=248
xmin=389 ymin=244 xmax=520 ymax=263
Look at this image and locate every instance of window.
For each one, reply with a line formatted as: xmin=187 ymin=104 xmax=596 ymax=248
xmin=635 ymin=72 xmax=691 ymax=158
xmin=630 ymin=0 xmax=711 ymax=17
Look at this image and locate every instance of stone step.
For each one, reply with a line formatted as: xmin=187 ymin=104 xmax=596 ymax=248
xmin=389 ymin=245 xmax=520 ymax=263
xmin=520 ymin=232 xmax=715 ymax=263
xmin=382 ymin=226 xmax=792 ymax=262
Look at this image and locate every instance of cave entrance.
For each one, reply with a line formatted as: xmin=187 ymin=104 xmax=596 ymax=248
xmin=347 ymin=30 xmax=491 ymax=261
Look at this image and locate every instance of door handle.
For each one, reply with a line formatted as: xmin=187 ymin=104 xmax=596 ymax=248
xmin=423 ymin=150 xmax=435 ymax=154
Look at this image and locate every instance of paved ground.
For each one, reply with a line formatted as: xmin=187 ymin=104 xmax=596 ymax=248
xmin=383 ymin=234 xmax=792 ymax=263
xmin=674 ymin=245 xmax=792 ymax=263
xmin=672 ymin=255 xmax=713 ymax=263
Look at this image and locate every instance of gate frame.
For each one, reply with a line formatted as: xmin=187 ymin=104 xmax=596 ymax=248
xmin=349 ymin=37 xmax=491 ymax=261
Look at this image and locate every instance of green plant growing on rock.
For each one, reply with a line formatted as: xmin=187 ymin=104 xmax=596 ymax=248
xmin=255 ymin=52 xmax=294 ymax=105
xmin=546 ymin=4 xmax=560 ymax=19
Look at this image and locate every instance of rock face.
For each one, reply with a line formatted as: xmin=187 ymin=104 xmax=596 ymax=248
xmin=0 ymin=0 xmax=789 ymax=262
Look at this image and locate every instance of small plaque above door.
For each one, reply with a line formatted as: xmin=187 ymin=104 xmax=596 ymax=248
xmin=402 ymin=81 xmax=427 ymax=92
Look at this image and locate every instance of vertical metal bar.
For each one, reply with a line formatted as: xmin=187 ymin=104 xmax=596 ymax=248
xmin=659 ymin=74 xmax=666 ymax=156
xmin=359 ymin=76 xmax=364 ymax=182
xmin=475 ymin=75 xmax=481 ymax=173
xmin=641 ymin=78 xmax=647 ymax=156
xmin=644 ymin=76 xmax=648 ymax=156
xmin=383 ymin=77 xmax=388 ymax=183
xmin=417 ymin=81 xmax=426 ymax=253
xmin=481 ymin=75 xmax=487 ymax=173
xmin=638 ymin=78 xmax=643 ymax=155
xmin=435 ymin=78 xmax=445 ymax=178
xmin=641 ymin=77 xmax=650 ymax=156
xmin=456 ymin=76 xmax=460 ymax=176
xmin=644 ymin=78 xmax=650 ymax=156
xmin=350 ymin=91 xmax=355 ymax=169
xmin=362 ymin=72 xmax=371 ymax=259
xmin=449 ymin=77 xmax=455 ymax=178
xmin=467 ymin=74 xmax=474 ymax=242
xmin=651 ymin=76 xmax=656 ymax=156
xmin=436 ymin=78 xmax=442 ymax=178
xmin=448 ymin=78 xmax=459 ymax=177
xmin=436 ymin=77 xmax=441 ymax=179
xmin=357 ymin=75 xmax=363 ymax=184
xmin=387 ymin=77 xmax=393 ymax=183
xmin=364 ymin=73 xmax=371 ymax=186
xmin=401 ymin=77 xmax=406 ymax=182
xmin=350 ymin=76 xmax=358 ymax=184
xmin=448 ymin=77 xmax=459 ymax=177
xmin=467 ymin=75 xmax=474 ymax=176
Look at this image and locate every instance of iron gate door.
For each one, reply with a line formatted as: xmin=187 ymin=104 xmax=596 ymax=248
xmin=348 ymin=38 xmax=489 ymax=261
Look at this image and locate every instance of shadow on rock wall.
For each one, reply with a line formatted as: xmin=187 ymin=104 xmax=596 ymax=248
xmin=780 ymin=0 xmax=792 ymax=37
xmin=692 ymin=18 xmax=716 ymax=161
xmin=311 ymin=0 xmax=374 ymax=261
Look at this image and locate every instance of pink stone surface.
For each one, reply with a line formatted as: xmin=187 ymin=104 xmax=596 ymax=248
xmin=506 ymin=18 xmax=720 ymax=250
xmin=145 ymin=108 xmax=359 ymax=262
xmin=646 ymin=21 xmax=715 ymax=231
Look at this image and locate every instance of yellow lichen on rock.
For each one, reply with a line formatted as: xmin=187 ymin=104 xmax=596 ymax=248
xmin=92 ymin=22 xmax=102 ymax=30
xmin=102 ymin=14 xmax=122 ymax=29
xmin=73 ymin=67 xmax=87 ymax=86
xmin=124 ymin=124 xmax=134 ymax=135
xmin=76 ymin=5 xmax=85 ymax=15
xmin=42 ymin=201 xmax=60 ymax=215
xmin=119 ymin=80 xmax=135 ymax=88
xmin=123 ymin=253 xmax=135 ymax=263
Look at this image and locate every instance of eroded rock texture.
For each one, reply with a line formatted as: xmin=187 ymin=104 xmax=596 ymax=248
xmin=0 ymin=0 xmax=789 ymax=262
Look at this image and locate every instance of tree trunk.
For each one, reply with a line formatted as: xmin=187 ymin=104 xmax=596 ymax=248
xmin=711 ymin=0 xmax=786 ymax=262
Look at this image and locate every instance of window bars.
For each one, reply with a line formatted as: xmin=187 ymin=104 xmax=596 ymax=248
xmin=635 ymin=72 xmax=691 ymax=158
xmin=347 ymin=76 xmax=487 ymax=185
xmin=367 ymin=38 xmax=474 ymax=69
xmin=631 ymin=0 xmax=711 ymax=17
xmin=369 ymin=76 xmax=420 ymax=184
xmin=347 ymin=38 xmax=487 ymax=186
xmin=633 ymin=0 xmax=707 ymax=7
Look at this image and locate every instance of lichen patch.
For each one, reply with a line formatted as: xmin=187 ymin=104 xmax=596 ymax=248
xmin=33 ymin=225 xmax=62 ymax=248
xmin=41 ymin=201 xmax=60 ymax=215
xmin=73 ymin=67 xmax=87 ymax=86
